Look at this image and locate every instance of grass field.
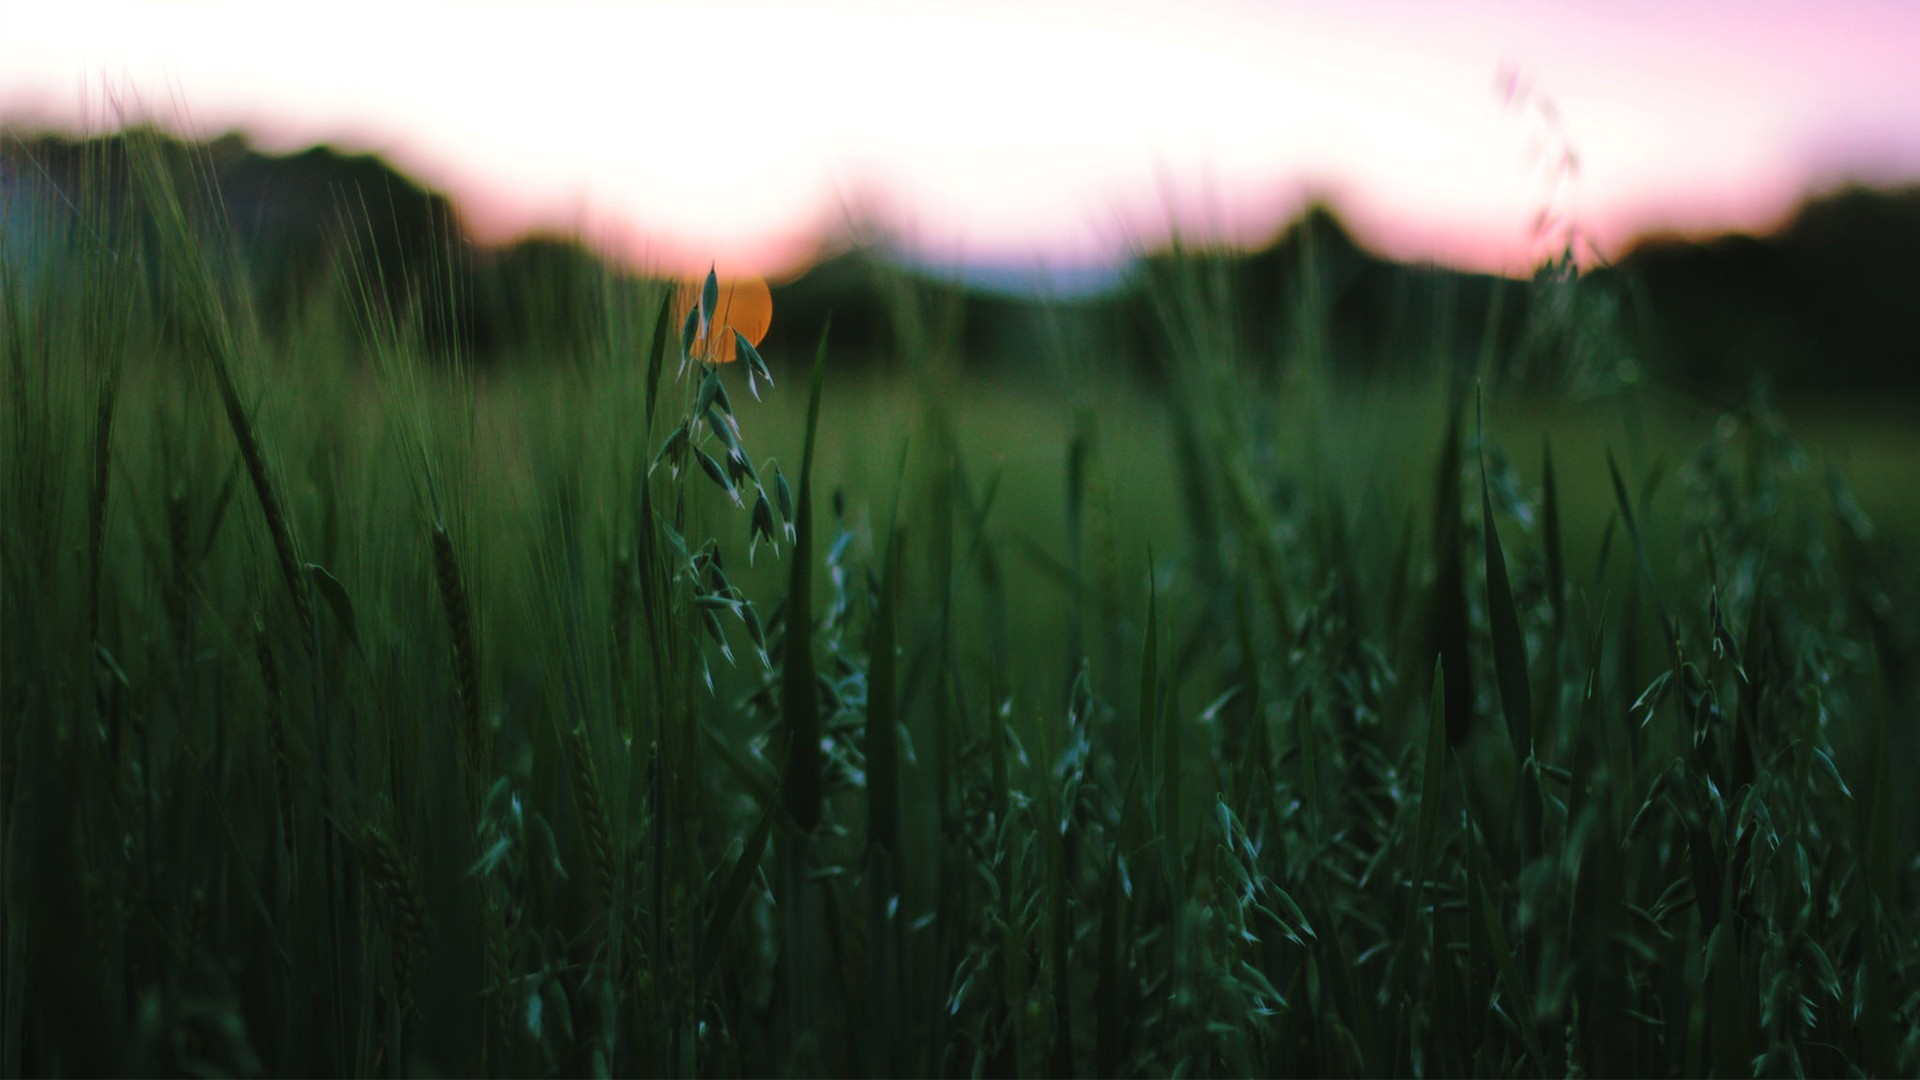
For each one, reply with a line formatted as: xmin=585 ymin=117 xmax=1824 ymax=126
xmin=3 ymin=133 xmax=1917 ymax=1076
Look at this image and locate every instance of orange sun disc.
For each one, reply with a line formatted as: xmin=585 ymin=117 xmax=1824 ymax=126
xmin=674 ymin=274 xmax=773 ymax=364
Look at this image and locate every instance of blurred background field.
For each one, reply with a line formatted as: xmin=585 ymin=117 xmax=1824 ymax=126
xmin=3 ymin=66 xmax=1918 ymax=1079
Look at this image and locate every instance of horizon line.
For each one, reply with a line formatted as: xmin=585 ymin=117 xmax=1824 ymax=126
xmin=3 ymin=122 xmax=1912 ymax=299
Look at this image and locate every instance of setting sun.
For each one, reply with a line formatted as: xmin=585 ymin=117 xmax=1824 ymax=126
xmin=675 ymin=273 xmax=773 ymax=364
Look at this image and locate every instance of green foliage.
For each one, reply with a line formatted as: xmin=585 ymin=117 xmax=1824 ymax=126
xmin=2 ymin=132 xmax=1917 ymax=1079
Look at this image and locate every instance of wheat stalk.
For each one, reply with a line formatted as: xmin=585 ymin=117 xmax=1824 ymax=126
xmin=360 ymin=825 xmax=429 ymax=1033
xmin=567 ymin=722 xmax=618 ymax=910
xmin=483 ymin=890 xmax=513 ymax=1065
xmin=255 ymin=621 xmax=295 ymax=853
xmin=431 ymin=522 xmax=484 ymax=784
xmin=86 ymin=377 xmax=117 ymax=647
xmin=164 ymin=486 xmax=191 ymax=657
xmin=222 ymin=370 xmax=313 ymax=639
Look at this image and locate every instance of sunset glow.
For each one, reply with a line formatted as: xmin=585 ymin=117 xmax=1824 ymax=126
xmin=4 ymin=0 xmax=1917 ymax=281
xmin=676 ymin=274 xmax=774 ymax=365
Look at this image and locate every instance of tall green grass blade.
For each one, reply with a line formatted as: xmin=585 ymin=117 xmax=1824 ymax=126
xmin=306 ymin=562 xmax=362 ymax=656
xmin=867 ymin=527 xmax=902 ymax=862
xmin=781 ymin=324 xmax=829 ymax=833
xmin=1456 ymin=764 xmax=1487 ymax=1057
xmin=1030 ymin=700 xmax=1074 ymax=1079
xmin=697 ymin=790 xmax=777 ymax=993
xmin=1095 ymin=849 xmax=1122 ymax=1078
xmin=1227 ymin=590 xmax=1264 ymax=812
xmin=1541 ymin=437 xmax=1565 ymax=638
xmin=1162 ymin=660 xmax=1184 ymax=885
xmin=1706 ymin=906 xmax=1753 ymax=1077
xmin=1 ymin=680 xmax=51 ymax=1078
xmin=1294 ymin=693 xmax=1322 ymax=844
xmin=1065 ymin=411 xmax=1090 ymax=691
xmin=988 ymin=697 xmax=1022 ymax=1072
xmin=1408 ymin=657 xmax=1449 ymax=923
xmin=1390 ymin=657 xmax=1443 ymax=1068
xmin=1479 ymin=394 xmax=1533 ymax=764
xmin=1429 ymin=403 xmax=1472 ymax=745
xmin=1606 ymin=447 xmax=1672 ymax=631
xmin=1137 ymin=551 xmax=1159 ymax=800
xmin=643 ymin=288 xmax=672 ymax=437
xmin=1864 ymin=646 xmax=1895 ymax=907
xmin=1473 ymin=869 xmax=1547 ymax=1073
xmin=700 ymin=722 xmax=777 ymax=805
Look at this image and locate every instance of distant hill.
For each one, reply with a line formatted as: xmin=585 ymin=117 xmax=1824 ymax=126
xmin=769 ymin=189 xmax=1920 ymax=397
xmin=4 ymin=128 xmax=1915 ymax=397
xmin=1616 ymin=186 xmax=1920 ymax=396
xmin=3 ymin=129 xmax=462 ymax=330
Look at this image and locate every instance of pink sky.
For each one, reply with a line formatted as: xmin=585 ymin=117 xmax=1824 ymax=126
xmin=4 ymin=0 xmax=1918 ymax=282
